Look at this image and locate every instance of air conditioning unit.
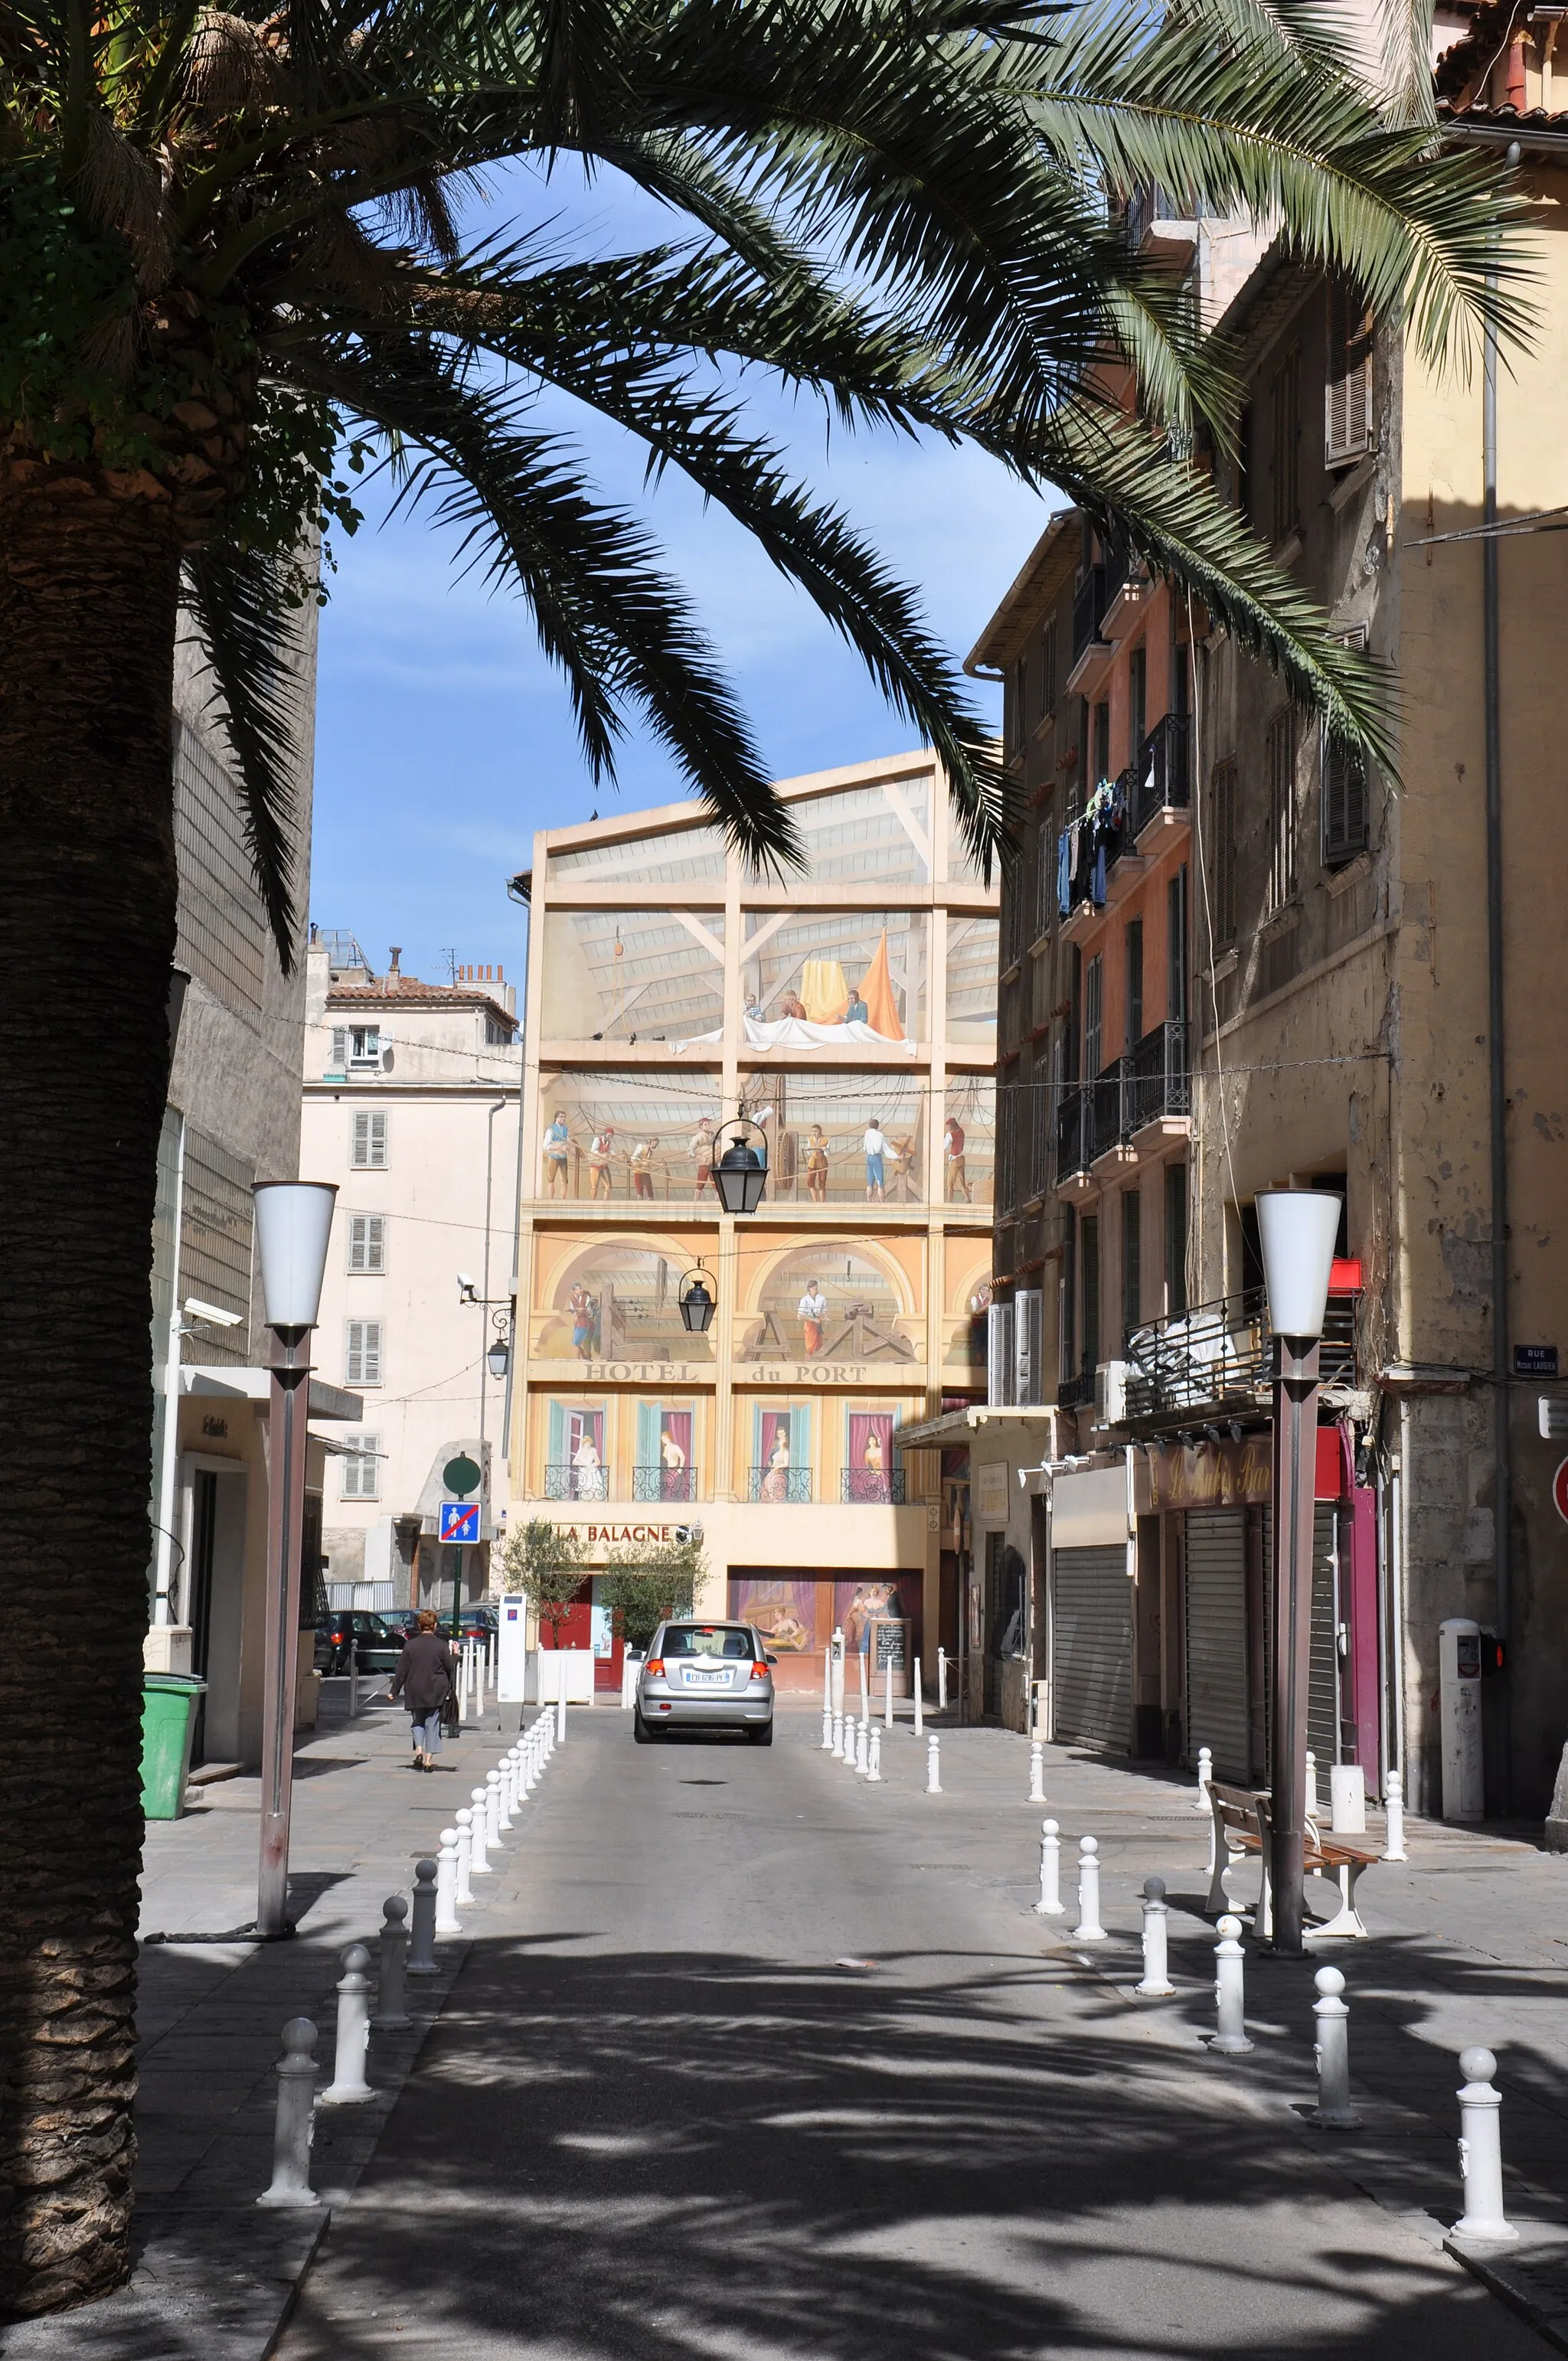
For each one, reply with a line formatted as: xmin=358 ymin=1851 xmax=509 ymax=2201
xmin=1014 ymin=1289 xmax=1044 ymax=1408
xmin=987 ymin=1301 xmax=1015 ymax=1408
xmin=1094 ymin=1359 xmax=1132 ymax=1428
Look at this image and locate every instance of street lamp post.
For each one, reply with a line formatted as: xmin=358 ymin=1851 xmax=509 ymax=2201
xmin=1256 ymin=1189 xmax=1342 ymax=1957
xmin=253 ymin=1180 xmax=338 ymax=1938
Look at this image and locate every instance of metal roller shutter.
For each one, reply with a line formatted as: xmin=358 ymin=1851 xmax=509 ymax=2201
xmin=1184 ymin=1510 xmax=1250 ymax=1781
xmin=1261 ymin=1502 xmax=1341 ymax=1768
xmin=1051 ymin=1545 xmax=1132 ymax=1751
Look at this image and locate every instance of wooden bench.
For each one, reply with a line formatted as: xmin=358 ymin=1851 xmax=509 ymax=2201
xmin=1207 ymin=1781 xmax=1381 ymax=1939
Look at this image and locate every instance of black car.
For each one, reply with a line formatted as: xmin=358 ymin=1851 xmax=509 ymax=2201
xmin=315 ymin=1611 xmax=402 ymax=1675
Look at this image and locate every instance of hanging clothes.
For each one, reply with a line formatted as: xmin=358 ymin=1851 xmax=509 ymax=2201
xmin=1057 ymin=828 xmax=1072 ymax=916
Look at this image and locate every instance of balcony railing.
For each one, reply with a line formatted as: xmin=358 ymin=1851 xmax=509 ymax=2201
xmin=840 ymin=1469 xmax=908 ymax=1504
xmin=1058 ymin=1365 xmax=1096 ymax=1410
xmin=1054 ymin=1083 xmax=1093 ymax=1184
xmin=1125 ymin=182 xmax=1199 ymax=252
xmin=747 ymin=1465 xmax=812 ymax=1503
xmin=1123 ymin=1285 xmax=1359 ymax=1420
xmin=1128 ymin=1019 xmax=1191 ymax=1132
xmin=1072 ymin=564 xmax=1108 ymax=664
xmin=543 ymin=1463 xmax=609 ymax=1501
xmin=1132 ymin=714 xmax=1190 ymax=838
xmin=632 ymin=1465 xmax=697 ymax=1502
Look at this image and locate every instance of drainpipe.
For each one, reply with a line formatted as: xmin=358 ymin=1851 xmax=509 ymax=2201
xmin=1482 ymin=144 xmax=1520 ymax=1806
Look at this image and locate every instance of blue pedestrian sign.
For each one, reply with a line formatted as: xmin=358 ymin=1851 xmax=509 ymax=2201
xmin=439 ymin=1500 xmax=480 ymax=1544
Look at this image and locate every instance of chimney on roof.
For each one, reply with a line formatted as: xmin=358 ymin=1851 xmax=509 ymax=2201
xmin=388 ymin=946 xmax=401 ymax=975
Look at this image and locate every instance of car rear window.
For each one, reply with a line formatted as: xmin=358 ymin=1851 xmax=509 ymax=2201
xmin=662 ymin=1625 xmax=756 ymax=1660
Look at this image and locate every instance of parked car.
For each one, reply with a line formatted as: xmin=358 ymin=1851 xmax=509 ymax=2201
xmin=316 ymin=1611 xmax=402 ymax=1674
xmin=378 ymin=1607 xmax=423 ymax=1643
xmin=635 ymin=1621 xmax=775 ymax=1744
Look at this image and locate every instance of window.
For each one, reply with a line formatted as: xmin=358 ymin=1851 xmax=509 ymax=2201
xmin=348 ymin=1213 xmax=386 ymax=1273
xmin=328 ymin=1027 xmax=348 ymax=1073
xmin=1041 ymin=619 xmax=1058 ymax=720
xmin=1122 ymin=1190 xmax=1142 ymax=1335
xmin=351 ymin=1110 xmax=387 ymax=1167
xmin=1060 ymin=1203 xmax=1076 ymax=1378
xmin=1268 ymin=711 xmax=1298 ymax=909
xmin=1081 ymin=1214 xmax=1100 ymax=1374
xmin=341 ymin=1432 xmax=381 ymax=1500
xmin=484 ymin=1013 xmax=517 ymax=1046
xmin=1129 ymin=645 xmax=1147 ymax=765
xmin=1093 ymin=700 xmax=1111 ymax=787
xmin=1168 ymin=868 xmax=1188 ymax=1024
xmin=348 ymin=1025 xmax=381 ymax=1067
xmin=1326 ymin=279 xmax=1374 ymax=467
xmin=1321 ymin=722 xmax=1369 ymax=867
xmin=1270 ymin=346 xmax=1301 ymax=544
xmin=1164 ymin=1163 xmax=1188 ymax=1316
xmin=1125 ymin=919 xmax=1144 ymax=1050
xmin=1211 ymin=762 xmax=1237 ymax=945
xmin=1083 ymin=953 xmax=1103 ymax=1078
xmin=1011 ymin=651 xmax=1028 ymax=753
xmin=345 ymin=1320 xmax=384 ymax=1386
xmin=1030 ymin=1049 xmax=1050 ymax=1198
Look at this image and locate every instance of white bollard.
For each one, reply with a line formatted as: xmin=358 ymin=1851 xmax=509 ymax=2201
xmin=926 ymin=1733 xmax=942 ymax=1794
xmin=831 ymin=1626 xmax=846 ymax=1718
xmin=1383 ymin=1768 xmax=1409 ymax=1862
xmin=470 ymin=1786 xmax=492 ymax=1873
xmin=1136 ymin=1876 xmax=1176 ymax=1995
xmin=1028 ymin=1741 xmax=1046 ymax=1804
xmin=831 ymin=1710 xmax=844 ymax=1760
xmin=1033 ymin=1818 xmax=1065 ymax=1916
xmin=456 ymin=1641 xmax=467 ymax=1725
xmin=256 ymin=2019 xmax=321 ymax=2208
xmin=1452 ymin=2047 xmax=1518 ymax=2242
xmin=822 ymin=1650 xmax=834 ymax=1748
xmin=408 ymin=1858 xmax=440 ymax=1973
xmin=1305 ymin=1751 xmax=1320 ymax=1821
xmin=320 ymin=1945 xmax=374 ymax=2104
xmin=455 ymin=1807 xmax=475 ymax=1908
xmin=867 ymin=1726 xmax=883 ymax=1782
xmin=1210 ymin=1915 xmax=1254 ymax=2055
xmin=374 ymin=1896 xmax=411 ymax=2028
xmin=498 ymin=1752 xmax=516 ymax=1828
xmin=854 ymin=1718 xmax=870 ymax=1777
xmin=1310 ymin=1967 xmax=1361 ymax=2127
xmin=858 ymin=1650 xmax=869 ymax=1721
xmin=913 ymin=1659 xmax=923 ymax=1739
xmin=1073 ymin=1837 xmax=1107 ymax=1941
xmin=1193 ymin=1744 xmax=1214 ymax=1815
xmin=436 ymin=1830 xmax=462 ymax=1935
xmin=348 ymin=1636 xmax=360 ymax=1723
xmin=840 ymin=1713 xmax=854 ymax=1771
xmin=556 ymin=1685 xmax=567 ymax=1742
xmin=485 ymin=1768 xmax=503 ymax=1850
xmin=938 ymin=1647 xmax=948 ymax=1712
xmin=884 ymin=1659 xmax=893 ymax=1730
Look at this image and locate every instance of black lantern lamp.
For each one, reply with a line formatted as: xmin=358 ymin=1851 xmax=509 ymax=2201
xmin=710 ymin=1116 xmax=768 ymax=1215
xmin=678 ymin=1266 xmax=717 ymax=1334
xmin=486 ymin=1321 xmax=511 ymax=1380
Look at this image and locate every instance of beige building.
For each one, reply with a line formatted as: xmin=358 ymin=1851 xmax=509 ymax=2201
xmin=506 ymin=753 xmax=998 ymax=1693
xmin=300 ymin=933 xmax=522 ymax=1611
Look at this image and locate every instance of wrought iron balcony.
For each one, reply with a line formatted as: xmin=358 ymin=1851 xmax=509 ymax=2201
xmin=747 ymin=1465 xmax=812 ymax=1503
xmin=1132 ymin=714 xmax=1190 ymax=838
xmin=1089 ymin=1056 xmax=1132 ymax=1161
xmin=1125 ymin=183 xmax=1199 ymax=256
xmin=1123 ymin=1285 xmax=1360 ymax=1422
xmin=1058 ymin=1365 xmax=1096 ymax=1410
xmin=1072 ymin=564 xmax=1108 ymax=664
xmin=840 ymin=1468 xmax=907 ymax=1504
xmin=1127 ymin=1020 xmax=1191 ymax=1134
xmin=632 ymin=1465 xmax=697 ymax=1502
xmin=543 ymin=1463 xmax=609 ymax=1501
xmin=1054 ymin=1083 xmax=1093 ymax=1184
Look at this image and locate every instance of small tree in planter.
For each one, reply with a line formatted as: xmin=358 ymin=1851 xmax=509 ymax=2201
xmin=599 ymin=1533 xmax=707 ymax=1654
xmin=498 ymin=1520 xmax=586 ymax=1650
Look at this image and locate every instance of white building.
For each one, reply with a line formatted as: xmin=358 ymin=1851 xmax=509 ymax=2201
xmin=300 ymin=933 xmax=521 ymax=1612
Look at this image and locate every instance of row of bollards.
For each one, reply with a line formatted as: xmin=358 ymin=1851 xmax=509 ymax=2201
xmin=259 ymin=1703 xmax=560 ymax=2209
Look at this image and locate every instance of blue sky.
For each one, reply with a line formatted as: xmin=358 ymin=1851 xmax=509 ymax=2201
xmin=307 ymin=163 xmax=1058 ymax=984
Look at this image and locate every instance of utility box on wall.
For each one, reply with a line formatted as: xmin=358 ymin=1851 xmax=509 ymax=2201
xmin=1438 ymin=1616 xmax=1484 ymax=1821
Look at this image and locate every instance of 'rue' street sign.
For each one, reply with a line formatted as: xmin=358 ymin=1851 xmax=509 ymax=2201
xmin=439 ymin=1500 xmax=481 ymax=1545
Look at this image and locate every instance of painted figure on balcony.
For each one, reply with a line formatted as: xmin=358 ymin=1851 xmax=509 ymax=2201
xmin=543 ymin=1109 xmax=570 ymax=1198
xmin=804 ymin=1125 xmax=829 ymax=1203
xmin=760 ymin=1430 xmax=792 ymax=1502
xmin=945 ymin=1115 xmax=971 ymax=1201
xmin=797 ymin=1278 xmax=827 ymax=1357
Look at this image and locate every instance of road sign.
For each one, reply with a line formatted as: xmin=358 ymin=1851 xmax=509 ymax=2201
xmin=1553 ymin=1461 xmax=1568 ymax=1528
xmin=443 ymin=1452 xmax=482 ymax=1498
xmin=439 ymin=1500 xmax=480 ymax=1545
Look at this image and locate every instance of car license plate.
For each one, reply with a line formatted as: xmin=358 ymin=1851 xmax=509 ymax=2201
xmin=684 ymin=1668 xmax=730 ymax=1687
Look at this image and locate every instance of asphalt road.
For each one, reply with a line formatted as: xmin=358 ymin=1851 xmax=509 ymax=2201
xmin=278 ymin=1709 xmax=1549 ymax=2360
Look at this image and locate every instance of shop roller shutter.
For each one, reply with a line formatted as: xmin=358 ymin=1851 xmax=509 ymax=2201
xmin=1261 ymin=1503 xmax=1341 ymax=1769
xmin=1184 ymin=1510 xmax=1250 ymax=1782
xmin=1051 ymin=1545 xmax=1132 ymax=1751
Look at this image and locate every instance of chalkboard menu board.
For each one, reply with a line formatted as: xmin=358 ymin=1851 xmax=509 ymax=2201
xmin=874 ymin=1619 xmax=908 ymax=1671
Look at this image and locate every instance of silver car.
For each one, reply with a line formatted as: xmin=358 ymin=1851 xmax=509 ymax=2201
xmin=635 ymin=1621 xmax=776 ymax=1744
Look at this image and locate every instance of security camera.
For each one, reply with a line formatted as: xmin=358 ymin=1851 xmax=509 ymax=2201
xmin=457 ymin=1273 xmax=478 ymax=1304
xmin=184 ymin=1296 xmax=243 ymax=1328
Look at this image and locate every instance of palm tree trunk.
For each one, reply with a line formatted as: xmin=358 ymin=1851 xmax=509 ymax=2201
xmin=0 ymin=468 xmax=184 ymax=2316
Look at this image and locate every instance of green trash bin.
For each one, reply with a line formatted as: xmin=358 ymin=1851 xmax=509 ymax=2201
xmin=141 ymin=1674 xmax=207 ymax=1821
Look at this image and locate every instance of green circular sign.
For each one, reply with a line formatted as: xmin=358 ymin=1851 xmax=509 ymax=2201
xmin=443 ymin=1453 xmax=482 ymax=1498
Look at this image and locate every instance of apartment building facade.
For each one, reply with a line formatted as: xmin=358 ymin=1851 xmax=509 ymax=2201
xmin=506 ymin=754 xmax=998 ymax=1694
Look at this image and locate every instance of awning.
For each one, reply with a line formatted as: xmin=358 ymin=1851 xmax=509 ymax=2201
xmin=180 ymin=1366 xmax=364 ymax=1421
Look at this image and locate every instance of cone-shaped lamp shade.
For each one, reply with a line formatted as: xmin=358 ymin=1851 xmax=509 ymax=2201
xmin=1256 ymin=1190 xmax=1341 ymax=1341
xmin=253 ymin=1181 xmax=338 ymax=1327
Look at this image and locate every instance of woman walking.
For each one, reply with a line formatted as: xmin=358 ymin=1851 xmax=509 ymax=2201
xmin=390 ymin=1610 xmax=456 ymax=1772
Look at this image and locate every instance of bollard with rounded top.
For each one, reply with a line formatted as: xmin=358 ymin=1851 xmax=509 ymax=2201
xmin=485 ymin=1768 xmax=504 ymax=1850
xmin=867 ymin=1726 xmax=883 ymax=1782
xmin=884 ymin=1659 xmax=894 ymax=1731
xmin=822 ymin=1647 xmax=832 ymax=1742
xmin=1305 ymin=1751 xmax=1320 ymax=1821
xmin=1028 ymin=1742 xmax=1046 ymax=1804
xmin=374 ymin=1896 xmax=411 ymax=2027
xmin=1209 ymin=1916 xmax=1254 ymax=2055
xmin=1193 ymin=1745 xmax=1214 ymax=1814
xmin=1073 ymin=1836 xmax=1107 ymax=1941
xmin=821 ymin=1706 xmax=835 ymax=1751
xmin=841 ymin=1714 xmax=856 ymax=1772
xmin=1383 ymin=1768 xmax=1410 ymax=1862
xmin=913 ymin=1660 xmax=924 ymax=1739
xmin=1452 ymin=2048 xmax=1518 ymax=2241
xmin=926 ymin=1734 xmax=942 ymax=1794
xmin=257 ymin=2019 xmax=322 ymax=2208
xmin=1309 ymin=1967 xmax=1361 ymax=2127
xmin=320 ymin=1945 xmax=374 ymax=2104
xmin=1033 ymin=1819 xmax=1065 ymax=1917
xmin=454 ymin=1807 xmax=475 ymax=1907
xmin=854 ymin=1718 xmax=870 ymax=1777
xmin=937 ymin=1647 xmax=948 ymax=1712
xmin=498 ymin=1751 xmax=516 ymax=1827
xmin=831 ymin=1710 xmax=844 ymax=1760
xmin=435 ymin=1831 xmax=462 ymax=1935
xmin=1136 ymin=1876 xmax=1175 ymax=1995
xmin=469 ymin=1787 xmax=492 ymax=1874
xmin=407 ymin=1859 xmax=440 ymax=1974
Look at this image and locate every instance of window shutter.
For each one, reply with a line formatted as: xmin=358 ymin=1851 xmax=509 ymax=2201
xmin=351 ymin=1110 xmax=388 ymax=1167
xmin=346 ymin=1321 xmax=383 ymax=1386
xmin=1326 ymin=279 xmax=1374 ymax=466
xmin=348 ymin=1213 xmax=385 ymax=1272
xmin=330 ymin=1027 xmax=348 ymax=1069
xmin=342 ymin=1432 xmax=380 ymax=1499
xmin=1321 ymin=727 xmax=1369 ymax=867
